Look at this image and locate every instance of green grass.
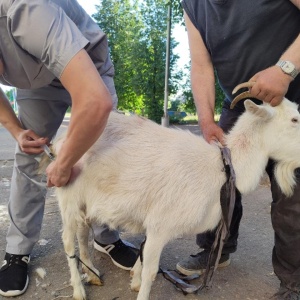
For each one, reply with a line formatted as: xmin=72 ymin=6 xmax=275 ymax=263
xmin=171 ymin=113 xmax=220 ymax=125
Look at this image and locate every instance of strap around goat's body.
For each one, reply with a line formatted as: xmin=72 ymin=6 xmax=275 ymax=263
xmin=160 ymin=146 xmax=237 ymax=294
xmin=201 ymin=147 xmax=237 ymax=288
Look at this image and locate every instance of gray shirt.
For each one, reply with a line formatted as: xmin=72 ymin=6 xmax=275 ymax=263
xmin=0 ymin=0 xmax=114 ymax=89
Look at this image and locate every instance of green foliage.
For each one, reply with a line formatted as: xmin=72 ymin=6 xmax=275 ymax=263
xmin=94 ymin=0 xmax=180 ymax=123
xmin=93 ymin=0 xmax=144 ymax=113
xmin=215 ymin=78 xmax=225 ymax=114
xmin=179 ymin=71 xmax=225 ymax=115
xmin=5 ymin=89 xmax=14 ymax=101
xmin=165 ymin=0 xmax=184 ymax=24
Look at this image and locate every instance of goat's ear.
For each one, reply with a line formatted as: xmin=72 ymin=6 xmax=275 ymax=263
xmin=244 ymin=99 xmax=273 ymax=120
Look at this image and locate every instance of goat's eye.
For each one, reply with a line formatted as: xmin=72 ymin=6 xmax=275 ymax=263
xmin=292 ymin=117 xmax=299 ymax=123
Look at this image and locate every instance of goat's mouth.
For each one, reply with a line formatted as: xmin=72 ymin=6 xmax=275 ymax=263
xmin=231 ymin=81 xmax=259 ymax=109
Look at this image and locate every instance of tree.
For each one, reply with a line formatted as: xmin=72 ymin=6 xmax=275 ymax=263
xmin=94 ymin=0 xmax=180 ymax=123
xmin=181 ymin=72 xmax=225 ymax=116
xmin=93 ymin=0 xmax=144 ymax=113
xmin=137 ymin=0 xmax=179 ymax=122
xmin=166 ymin=0 xmax=183 ymax=23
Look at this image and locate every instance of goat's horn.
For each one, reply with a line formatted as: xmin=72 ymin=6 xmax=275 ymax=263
xmin=230 ymin=81 xmax=257 ymax=109
xmin=230 ymin=91 xmax=254 ymax=109
xmin=232 ymin=82 xmax=255 ymax=94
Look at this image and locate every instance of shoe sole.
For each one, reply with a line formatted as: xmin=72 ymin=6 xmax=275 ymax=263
xmin=176 ymin=259 xmax=231 ymax=276
xmin=0 ymin=275 xmax=29 ymax=297
xmin=94 ymin=241 xmax=132 ymax=271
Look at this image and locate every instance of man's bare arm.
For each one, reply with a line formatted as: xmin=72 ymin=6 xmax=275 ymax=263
xmin=290 ymin=0 xmax=300 ymax=9
xmin=248 ymin=1 xmax=300 ymax=105
xmin=46 ymin=49 xmax=113 ymax=186
xmin=0 ymin=84 xmax=47 ymax=153
xmin=184 ymin=11 xmax=225 ymax=144
xmin=249 ymin=33 xmax=300 ymax=105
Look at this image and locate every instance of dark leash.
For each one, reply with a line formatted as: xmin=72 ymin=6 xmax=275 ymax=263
xmin=68 ymin=254 xmax=104 ymax=282
xmin=159 ymin=146 xmax=237 ymax=294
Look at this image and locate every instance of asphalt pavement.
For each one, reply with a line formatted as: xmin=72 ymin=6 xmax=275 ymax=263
xmin=0 ymin=122 xmax=279 ymax=300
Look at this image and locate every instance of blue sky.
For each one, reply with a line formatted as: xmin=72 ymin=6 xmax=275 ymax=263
xmin=77 ymin=0 xmax=99 ymax=16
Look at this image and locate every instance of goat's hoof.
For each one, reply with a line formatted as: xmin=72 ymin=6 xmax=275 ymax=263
xmin=87 ymin=277 xmax=103 ymax=286
xmin=73 ymin=288 xmax=86 ymax=300
xmin=82 ymin=267 xmax=103 ymax=286
xmin=130 ymin=279 xmax=141 ymax=292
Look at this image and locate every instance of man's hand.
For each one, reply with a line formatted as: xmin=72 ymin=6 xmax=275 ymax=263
xmin=46 ymin=161 xmax=82 ymax=187
xmin=16 ymin=129 xmax=48 ymax=154
xmin=201 ymin=121 xmax=225 ymax=146
xmin=249 ymin=66 xmax=292 ymax=106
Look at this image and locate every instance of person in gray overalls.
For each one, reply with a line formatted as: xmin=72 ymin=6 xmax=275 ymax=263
xmin=0 ymin=0 xmax=138 ymax=297
xmin=177 ymin=0 xmax=300 ymax=299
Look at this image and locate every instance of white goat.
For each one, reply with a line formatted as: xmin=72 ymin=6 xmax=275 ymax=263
xmin=46 ymin=97 xmax=300 ymax=300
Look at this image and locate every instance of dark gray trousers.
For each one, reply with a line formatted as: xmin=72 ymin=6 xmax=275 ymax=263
xmin=196 ymin=101 xmax=300 ymax=291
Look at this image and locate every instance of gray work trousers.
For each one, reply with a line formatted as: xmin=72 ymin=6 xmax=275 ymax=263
xmin=6 ymin=77 xmax=120 ymax=255
xmin=197 ymin=100 xmax=300 ymax=291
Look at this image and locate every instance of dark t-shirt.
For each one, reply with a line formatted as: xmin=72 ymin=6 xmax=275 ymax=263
xmin=182 ymin=0 xmax=300 ymax=106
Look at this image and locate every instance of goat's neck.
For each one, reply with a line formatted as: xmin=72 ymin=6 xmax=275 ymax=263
xmin=226 ymin=126 xmax=268 ymax=194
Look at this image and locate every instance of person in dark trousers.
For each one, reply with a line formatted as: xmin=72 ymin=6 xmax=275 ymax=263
xmin=0 ymin=0 xmax=138 ymax=297
xmin=176 ymin=1 xmax=300 ymax=299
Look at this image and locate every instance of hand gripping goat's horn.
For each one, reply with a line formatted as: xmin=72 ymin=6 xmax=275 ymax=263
xmin=230 ymin=81 xmax=257 ymax=109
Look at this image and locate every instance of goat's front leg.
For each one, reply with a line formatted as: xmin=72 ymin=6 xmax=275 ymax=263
xmin=131 ymin=238 xmax=146 ymax=292
xmin=62 ymin=219 xmax=86 ymax=300
xmin=136 ymin=232 xmax=169 ymax=300
xmin=77 ymin=222 xmax=102 ymax=286
xmin=130 ymin=255 xmax=142 ymax=292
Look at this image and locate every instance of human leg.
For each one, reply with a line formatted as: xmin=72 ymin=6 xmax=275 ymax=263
xmin=6 ymin=87 xmax=70 ymax=255
xmin=0 ymin=86 xmax=70 ymax=297
xmin=176 ymin=191 xmax=242 ymax=276
xmin=267 ymin=161 xmax=300 ymax=299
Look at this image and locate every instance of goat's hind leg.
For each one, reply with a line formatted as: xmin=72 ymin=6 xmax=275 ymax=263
xmin=77 ymin=222 xmax=103 ymax=286
xmin=61 ymin=218 xmax=86 ymax=300
xmin=136 ymin=232 xmax=169 ymax=300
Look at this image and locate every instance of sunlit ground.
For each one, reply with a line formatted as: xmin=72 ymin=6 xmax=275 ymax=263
xmin=0 ymin=204 xmax=8 ymax=223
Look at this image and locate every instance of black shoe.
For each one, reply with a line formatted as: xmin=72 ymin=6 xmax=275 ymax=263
xmin=94 ymin=239 xmax=139 ymax=270
xmin=271 ymin=284 xmax=300 ymax=300
xmin=176 ymin=250 xmax=230 ymax=276
xmin=0 ymin=253 xmax=30 ymax=297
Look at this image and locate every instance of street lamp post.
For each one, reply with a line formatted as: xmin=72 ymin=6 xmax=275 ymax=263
xmin=161 ymin=0 xmax=172 ymax=127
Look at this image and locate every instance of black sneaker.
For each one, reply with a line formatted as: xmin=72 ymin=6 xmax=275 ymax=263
xmin=271 ymin=284 xmax=300 ymax=300
xmin=176 ymin=250 xmax=230 ymax=276
xmin=0 ymin=253 xmax=30 ymax=297
xmin=94 ymin=239 xmax=139 ymax=270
